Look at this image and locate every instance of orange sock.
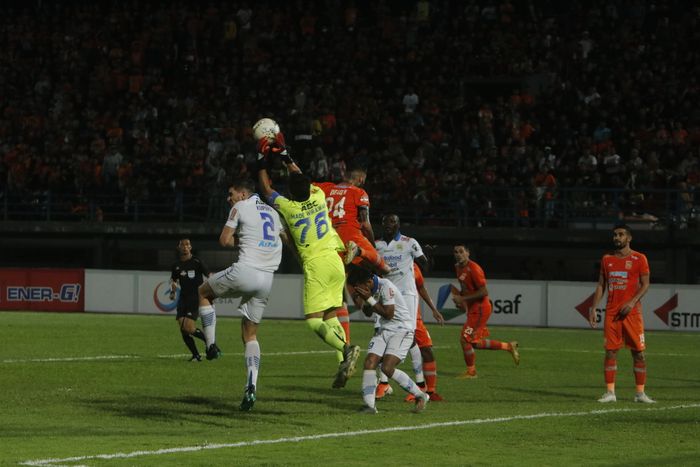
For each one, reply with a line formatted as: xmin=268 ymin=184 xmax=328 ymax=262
xmin=462 ymin=343 xmax=476 ymax=367
xmin=605 ymin=358 xmax=617 ymax=392
xmin=475 ymin=339 xmax=509 ymax=350
xmin=336 ymin=307 xmax=350 ymax=343
xmin=423 ymin=360 xmax=437 ymax=393
xmin=634 ymin=360 xmax=646 ymax=392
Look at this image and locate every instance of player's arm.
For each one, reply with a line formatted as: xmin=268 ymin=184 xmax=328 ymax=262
xmin=354 ymin=283 xmax=394 ymax=320
xmin=358 ymin=207 xmax=375 ymax=243
xmin=589 ymin=269 xmax=606 ymax=328
xmin=415 ymin=254 xmax=430 ymax=273
xmin=169 ymin=271 xmax=179 ymax=300
xmin=219 ymin=225 xmax=236 ymax=248
xmin=453 ymin=285 xmax=488 ymax=306
xmin=417 ymin=281 xmax=444 ymax=324
xmin=615 ymin=273 xmax=650 ymax=321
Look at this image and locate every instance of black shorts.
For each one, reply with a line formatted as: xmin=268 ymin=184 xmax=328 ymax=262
xmin=176 ymin=304 xmax=200 ymax=320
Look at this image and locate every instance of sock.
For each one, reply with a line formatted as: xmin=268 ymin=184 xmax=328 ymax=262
xmin=192 ymin=328 xmax=206 ymax=342
xmin=378 ymin=363 xmax=389 ymax=384
xmin=244 ymin=340 xmax=261 ymax=389
xmin=181 ymin=331 xmax=199 ymax=357
xmin=306 ymin=317 xmax=346 ymax=354
xmin=475 ymin=339 xmax=510 ymax=350
xmin=362 ymin=369 xmax=377 ymax=408
xmin=462 ymin=342 xmax=476 ymax=368
xmin=336 ymin=306 xmax=351 ymax=343
xmin=199 ymin=305 xmax=216 ymax=347
xmin=326 ymin=316 xmax=347 ymax=362
xmin=409 ymin=345 xmax=424 ymax=383
xmin=390 ymin=368 xmax=422 ymax=397
xmin=605 ymin=358 xmax=617 ymax=393
xmin=633 ymin=360 xmax=646 ymax=393
xmin=423 ymin=360 xmax=437 ymax=393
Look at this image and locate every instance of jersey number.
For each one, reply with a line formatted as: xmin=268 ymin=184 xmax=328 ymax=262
xmin=325 ymin=196 xmax=346 ymax=219
xmin=294 ymin=211 xmax=329 ymax=244
xmin=260 ymin=212 xmax=275 ymax=240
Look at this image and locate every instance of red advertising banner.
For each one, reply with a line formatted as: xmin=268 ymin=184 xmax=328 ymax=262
xmin=0 ymin=269 xmax=85 ymax=312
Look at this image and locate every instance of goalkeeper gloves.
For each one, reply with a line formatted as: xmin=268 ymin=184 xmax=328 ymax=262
xmin=257 ymin=131 xmax=295 ymax=165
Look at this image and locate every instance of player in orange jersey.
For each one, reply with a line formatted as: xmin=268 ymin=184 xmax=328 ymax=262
xmin=314 ymin=167 xmax=390 ymax=342
xmin=589 ymin=224 xmax=654 ymax=403
xmin=453 ymin=244 xmax=520 ymax=378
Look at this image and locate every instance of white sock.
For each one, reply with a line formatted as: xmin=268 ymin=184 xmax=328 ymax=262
xmin=390 ymin=368 xmax=422 ymax=397
xmin=199 ymin=305 xmax=216 ymax=347
xmin=409 ymin=345 xmax=424 ymax=383
xmin=362 ymin=370 xmax=377 ymax=408
xmin=244 ymin=340 xmax=260 ymax=388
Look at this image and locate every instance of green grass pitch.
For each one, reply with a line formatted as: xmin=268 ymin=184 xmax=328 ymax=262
xmin=2 ymin=311 xmax=699 ymax=466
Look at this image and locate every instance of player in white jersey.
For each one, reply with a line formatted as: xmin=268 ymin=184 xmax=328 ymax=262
xmin=347 ymin=266 xmax=429 ymax=414
xmin=198 ymin=176 xmax=285 ymax=411
xmin=374 ymin=214 xmax=432 ymax=398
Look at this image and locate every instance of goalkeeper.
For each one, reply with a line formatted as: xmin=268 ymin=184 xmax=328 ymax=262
xmin=257 ymin=132 xmax=361 ymax=389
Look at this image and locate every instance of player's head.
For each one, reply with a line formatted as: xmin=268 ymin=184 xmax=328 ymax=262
xmin=228 ymin=177 xmax=255 ymax=205
xmin=177 ymin=238 xmax=192 ymax=257
xmin=381 ymin=214 xmax=400 ymax=238
xmin=346 ymin=167 xmax=367 ymax=187
xmin=346 ymin=265 xmax=374 ymax=289
xmin=453 ymin=243 xmax=470 ymax=265
xmin=612 ymin=223 xmax=632 ymax=250
xmin=288 ymin=172 xmax=311 ymax=201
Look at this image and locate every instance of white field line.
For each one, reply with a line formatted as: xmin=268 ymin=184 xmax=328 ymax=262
xmin=20 ymin=403 xmax=700 ymax=466
xmin=2 ymin=344 xmax=695 ymax=364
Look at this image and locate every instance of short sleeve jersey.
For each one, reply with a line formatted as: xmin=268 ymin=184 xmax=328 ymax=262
xmin=225 ymin=194 xmax=283 ymax=273
xmin=455 ymin=260 xmax=489 ymax=307
xmin=376 ymin=233 xmax=424 ymax=297
xmin=600 ymin=250 xmax=650 ymax=315
xmin=269 ymin=185 xmax=344 ymax=262
xmin=371 ymin=276 xmax=414 ymax=332
xmin=171 ymin=256 xmax=209 ymax=309
xmin=314 ymin=182 xmax=369 ymax=237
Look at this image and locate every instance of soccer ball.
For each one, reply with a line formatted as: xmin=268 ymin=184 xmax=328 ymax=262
xmin=252 ymin=118 xmax=280 ymax=142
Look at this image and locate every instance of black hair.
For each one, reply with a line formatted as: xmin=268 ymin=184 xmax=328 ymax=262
xmin=289 ymin=172 xmax=311 ymax=201
xmin=346 ymin=265 xmax=372 ymax=286
xmin=613 ymin=223 xmax=632 ymax=235
xmin=230 ymin=176 xmax=255 ymax=193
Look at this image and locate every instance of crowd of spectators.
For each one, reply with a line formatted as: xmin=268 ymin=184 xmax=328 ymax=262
xmin=1 ymin=0 xmax=700 ymax=227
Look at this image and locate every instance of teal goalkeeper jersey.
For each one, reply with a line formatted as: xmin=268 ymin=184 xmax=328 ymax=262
xmin=269 ymin=185 xmax=345 ymax=262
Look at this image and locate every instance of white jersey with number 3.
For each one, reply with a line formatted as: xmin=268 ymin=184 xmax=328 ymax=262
xmin=225 ymin=194 xmax=283 ymax=272
xmin=376 ymin=233 xmax=424 ymax=297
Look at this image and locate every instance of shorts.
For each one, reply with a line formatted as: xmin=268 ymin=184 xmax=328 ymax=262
xmin=604 ymin=312 xmax=646 ymax=351
xmin=176 ymin=295 xmax=199 ymax=320
xmin=414 ymin=313 xmax=433 ymax=348
xmin=176 ymin=307 xmax=199 ymax=321
xmin=206 ymin=263 xmax=275 ymax=324
xmin=367 ymin=328 xmax=415 ymax=361
xmin=303 ymin=252 xmax=345 ymax=314
xmin=462 ymin=301 xmax=492 ymax=343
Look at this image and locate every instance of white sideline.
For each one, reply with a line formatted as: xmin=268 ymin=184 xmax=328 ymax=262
xmin=20 ymin=403 xmax=700 ymax=466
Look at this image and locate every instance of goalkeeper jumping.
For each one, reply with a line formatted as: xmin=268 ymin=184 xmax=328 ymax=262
xmin=257 ymin=132 xmax=361 ymax=389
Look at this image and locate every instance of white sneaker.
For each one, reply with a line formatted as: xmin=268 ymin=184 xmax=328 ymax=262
xmin=412 ymin=392 xmax=429 ymax=413
xmin=344 ymin=240 xmax=360 ymax=265
xmin=634 ymin=392 xmax=656 ymax=404
xmin=597 ymin=391 xmax=617 ymax=403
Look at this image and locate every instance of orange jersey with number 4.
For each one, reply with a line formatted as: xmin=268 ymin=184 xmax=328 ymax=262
xmin=314 ymin=182 xmax=369 ymax=239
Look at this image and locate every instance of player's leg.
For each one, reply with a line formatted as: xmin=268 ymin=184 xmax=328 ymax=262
xmin=348 ymin=236 xmax=391 ymax=275
xmin=381 ymin=331 xmax=429 ymax=412
xmin=360 ymin=338 xmax=384 ymax=413
xmin=599 ymin=317 xmax=622 ymax=402
xmin=473 ymin=338 xmax=520 ymax=365
xmin=404 ymin=343 xmax=425 ymax=401
xmin=197 ymin=281 xmax=220 ymax=359
xmin=177 ymin=315 xmax=201 ymax=361
xmin=412 ymin=318 xmax=440 ymax=399
xmin=240 ymin=316 xmax=260 ymax=411
xmin=625 ymin=315 xmax=654 ymax=403
xmin=458 ymin=307 xmax=481 ymax=378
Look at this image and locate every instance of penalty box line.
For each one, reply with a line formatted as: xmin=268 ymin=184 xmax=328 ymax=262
xmin=21 ymin=403 xmax=700 ymax=466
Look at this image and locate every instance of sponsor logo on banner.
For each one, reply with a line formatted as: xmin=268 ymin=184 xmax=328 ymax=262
xmin=436 ymin=283 xmax=523 ymax=321
xmin=575 ymin=293 xmax=604 ymax=324
xmin=153 ymin=281 xmax=178 ymax=312
xmin=0 ymin=268 xmax=85 ymax=311
xmin=652 ymin=294 xmax=699 ymax=328
xmin=6 ymin=284 xmax=81 ymax=303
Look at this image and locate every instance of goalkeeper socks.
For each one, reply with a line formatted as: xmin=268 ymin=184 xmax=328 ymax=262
xmin=326 ymin=316 xmax=347 ymax=362
xmin=199 ymin=305 xmax=217 ymax=348
xmin=423 ymin=360 xmax=437 ymax=393
xmin=362 ymin=370 xmax=378 ymax=408
xmin=181 ymin=331 xmax=199 ymax=357
xmin=306 ymin=317 xmax=346 ymax=353
xmin=604 ymin=358 xmax=617 ymax=392
xmin=633 ymin=360 xmax=646 ymax=392
xmin=193 ymin=328 xmax=206 ymax=342
xmin=244 ymin=340 xmax=261 ymax=389
xmin=409 ymin=345 xmax=424 ymax=383
xmin=390 ymin=368 xmax=422 ymax=397
xmin=336 ymin=307 xmax=351 ymax=343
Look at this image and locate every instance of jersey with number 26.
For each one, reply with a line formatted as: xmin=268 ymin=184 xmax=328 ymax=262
xmin=270 ymin=186 xmax=344 ymax=262
xmin=225 ymin=193 xmax=283 ymax=272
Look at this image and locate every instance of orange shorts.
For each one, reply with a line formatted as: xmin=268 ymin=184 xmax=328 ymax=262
xmin=604 ymin=312 xmax=646 ymax=351
xmin=414 ymin=313 xmax=433 ymax=348
xmin=462 ymin=301 xmax=492 ymax=343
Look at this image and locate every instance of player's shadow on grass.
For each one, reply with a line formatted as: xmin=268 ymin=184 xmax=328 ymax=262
xmin=499 ymin=386 xmax=595 ymax=401
xmin=271 ymin=384 xmax=362 ymax=411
